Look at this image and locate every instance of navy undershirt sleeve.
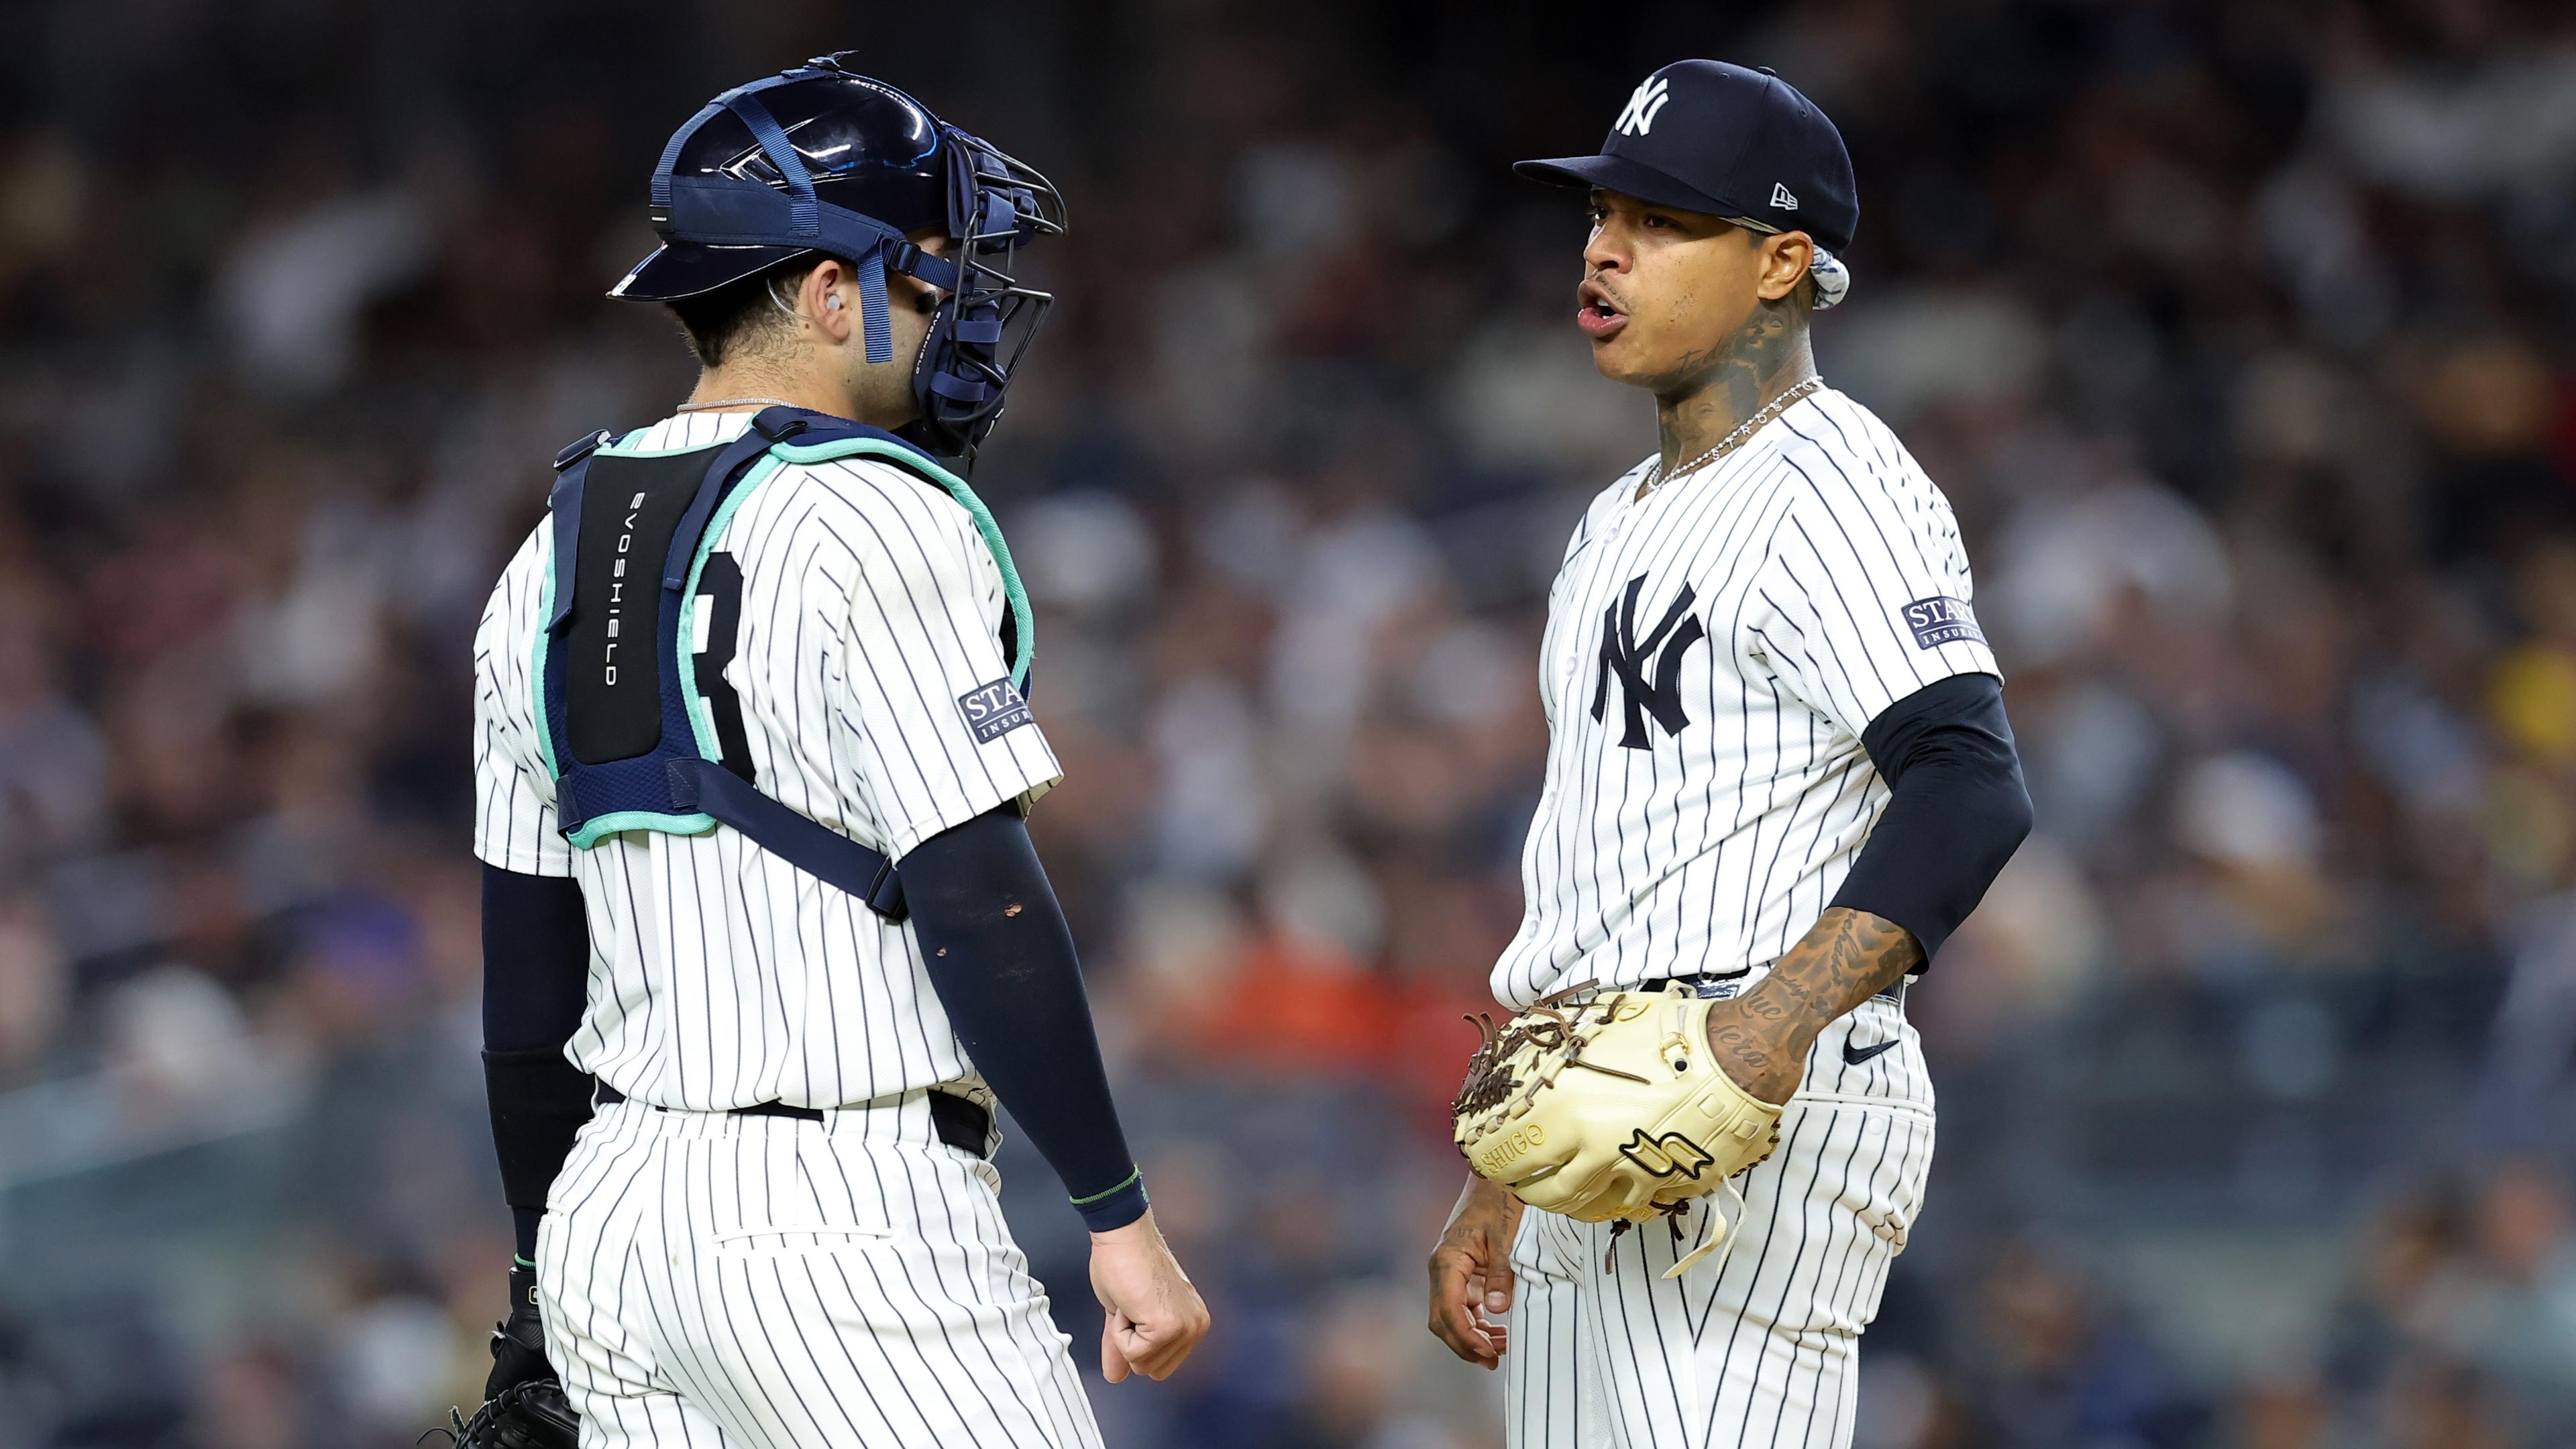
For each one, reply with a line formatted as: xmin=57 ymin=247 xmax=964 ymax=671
xmin=902 ymin=807 xmax=1147 ymax=1232
xmin=482 ymin=866 xmax=591 ymax=1051
xmin=481 ymin=865 xmax=595 ymax=1263
xmin=1829 ymin=672 xmax=2033 ymax=965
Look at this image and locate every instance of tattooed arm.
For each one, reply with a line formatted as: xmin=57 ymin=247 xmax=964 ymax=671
xmin=1703 ymin=908 xmax=1923 ymax=1104
xmin=1709 ymin=677 xmax=2031 ymax=1102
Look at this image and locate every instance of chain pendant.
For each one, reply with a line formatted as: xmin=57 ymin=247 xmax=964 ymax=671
xmin=1640 ymin=376 xmax=1824 ymax=498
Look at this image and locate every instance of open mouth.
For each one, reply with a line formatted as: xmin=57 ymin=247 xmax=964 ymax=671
xmin=1576 ymin=280 xmax=1627 ymax=339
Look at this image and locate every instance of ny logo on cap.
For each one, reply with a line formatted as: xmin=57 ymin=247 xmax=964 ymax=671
xmin=1771 ymin=182 xmax=1799 ymax=210
xmin=1615 ymin=74 xmax=1674 ymax=137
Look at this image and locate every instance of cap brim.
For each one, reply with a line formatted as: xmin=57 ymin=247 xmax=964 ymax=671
xmin=1513 ymin=153 xmax=1747 ymax=221
xmin=608 ymin=241 xmax=813 ymax=301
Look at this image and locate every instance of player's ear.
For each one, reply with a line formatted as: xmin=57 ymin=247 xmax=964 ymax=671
xmin=800 ymin=259 xmax=855 ymax=343
xmin=1756 ymin=232 xmax=1814 ymax=304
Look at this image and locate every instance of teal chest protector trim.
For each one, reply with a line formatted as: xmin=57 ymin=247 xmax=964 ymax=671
xmin=532 ymin=406 xmax=1032 ymax=920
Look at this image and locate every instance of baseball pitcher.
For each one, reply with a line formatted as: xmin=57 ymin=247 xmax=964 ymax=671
xmin=464 ymin=56 xmax=1207 ymax=1449
xmin=1426 ymin=60 xmax=2032 ymax=1449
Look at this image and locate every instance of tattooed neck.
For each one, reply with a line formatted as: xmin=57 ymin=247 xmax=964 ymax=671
xmin=1701 ymin=907 xmax=1921 ymax=1104
xmin=1654 ymin=290 xmax=1817 ymax=476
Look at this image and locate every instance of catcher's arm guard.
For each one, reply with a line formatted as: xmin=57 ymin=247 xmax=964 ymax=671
xmin=1452 ymin=986 xmax=1782 ymax=1273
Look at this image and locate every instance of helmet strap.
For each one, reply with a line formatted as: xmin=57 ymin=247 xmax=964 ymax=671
xmin=857 ymin=243 xmax=893 ymax=363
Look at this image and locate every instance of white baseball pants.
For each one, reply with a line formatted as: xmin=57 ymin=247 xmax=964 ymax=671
xmin=536 ymin=1093 xmax=1102 ymax=1449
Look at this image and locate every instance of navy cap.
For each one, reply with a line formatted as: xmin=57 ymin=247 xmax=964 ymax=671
xmin=1518 ymin=60 xmax=1859 ymax=258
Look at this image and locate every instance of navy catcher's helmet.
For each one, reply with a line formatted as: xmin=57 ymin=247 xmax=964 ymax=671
xmin=611 ymin=54 xmax=1067 ymax=460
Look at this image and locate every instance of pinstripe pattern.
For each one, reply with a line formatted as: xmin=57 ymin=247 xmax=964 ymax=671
xmin=1491 ymin=387 xmax=1997 ymax=1012
xmin=538 ymin=1097 xmax=1102 ymax=1449
xmin=471 ymin=411 xmax=1062 ymax=1112
xmin=477 ymin=411 xmax=1097 ymax=1447
xmin=1505 ymin=1199 xmax=1614 ymax=1448
xmin=1493 ymin=386 xmax=1971 ymax=1448
xmin=1505 ymin=1013 xmax=1934 ymax=1449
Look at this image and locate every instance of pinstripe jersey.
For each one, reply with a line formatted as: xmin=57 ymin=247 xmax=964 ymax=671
xmin=1492 ymin=385 xmax=1998 ymax=1010
xmin=472 ymin=409 xmax=1061 ymax=1112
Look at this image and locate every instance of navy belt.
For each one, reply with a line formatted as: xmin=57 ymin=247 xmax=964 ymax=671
xmin=1638 ymin=970 xmax=1905 ymax=1006
xmin=593 ymin=1081 xmax=991 ymax=1157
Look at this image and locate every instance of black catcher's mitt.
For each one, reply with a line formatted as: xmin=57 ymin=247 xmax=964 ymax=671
xmin=438 ymin=1262 xmax=578 ymax=1449
xmin=440 ymin=1379 xmax=579 ymax=1449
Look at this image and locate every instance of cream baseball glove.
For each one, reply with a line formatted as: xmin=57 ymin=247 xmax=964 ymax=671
xmin=1453 ymin=985 xmax=1782 ymax=1275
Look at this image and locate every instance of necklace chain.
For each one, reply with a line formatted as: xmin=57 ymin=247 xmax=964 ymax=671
xmin=1641 ymin=377 xmax=1824 ymax=497
xmin=675 ymin=396 xmax=803 ymax=413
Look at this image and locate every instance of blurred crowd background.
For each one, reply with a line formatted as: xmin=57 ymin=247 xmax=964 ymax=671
xmin=3 ymin=1 xmax=2576 ymax=1445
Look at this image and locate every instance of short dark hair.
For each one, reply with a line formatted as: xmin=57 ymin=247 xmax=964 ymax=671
xmin=665 ymin=254 xmax=842 ymax=368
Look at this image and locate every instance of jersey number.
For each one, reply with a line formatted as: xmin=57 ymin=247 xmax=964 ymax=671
xmin=695 ymin=553 xmax=756 ymax=782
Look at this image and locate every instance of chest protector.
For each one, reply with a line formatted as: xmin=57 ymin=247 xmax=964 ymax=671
xmin=533 ymin=406 xmax=1032 ymax=921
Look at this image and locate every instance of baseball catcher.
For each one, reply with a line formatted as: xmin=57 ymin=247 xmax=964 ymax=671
xmin=453 ymin=52 xmax=1206 ymax=1449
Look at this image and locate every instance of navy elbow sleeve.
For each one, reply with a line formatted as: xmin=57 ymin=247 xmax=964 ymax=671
xmin=484 ymin=1047 xmax=594 ymax=1212
xmin=482 ymin=865 xmax=591 ymax=1051
xmin=480 ymin=864 xmax=596 ymax=1259
xmin=904 ymin=808 xmax=1146 ymax=1232
xmin=1830 ymin=674 xmax=2033 ymax=964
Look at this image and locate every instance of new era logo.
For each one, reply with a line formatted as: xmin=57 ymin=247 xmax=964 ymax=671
xmin=1770 ymin=182 xmax=1799 ymax=210
xmin=1900 ymin=596 xmax=1985 ymax=650
xmin=1616 ymin=74 xmax=1673 ymax=137
xmin=957 ymin=678 xmax=1033 ymax=743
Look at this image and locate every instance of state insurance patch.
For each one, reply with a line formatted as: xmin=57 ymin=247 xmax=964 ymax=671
xmin=1900 ymin=596 xmax=1984 ymax=649
xmin=957 ymin=678 xmax=1034 ymax=743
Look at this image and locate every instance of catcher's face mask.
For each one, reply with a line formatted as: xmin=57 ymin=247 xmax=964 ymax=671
xmin=613 ymin=53 xmax=1066 ymax=466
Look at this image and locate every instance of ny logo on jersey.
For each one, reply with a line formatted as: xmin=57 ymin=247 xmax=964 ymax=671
xmin=1615 ymin=74 xmax=1673 ymax=136
xmin=1620 ymin=1128 xmax=1717 ymax=1182
xmin=1593 ymin=575 xmax=1707 ymax=749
